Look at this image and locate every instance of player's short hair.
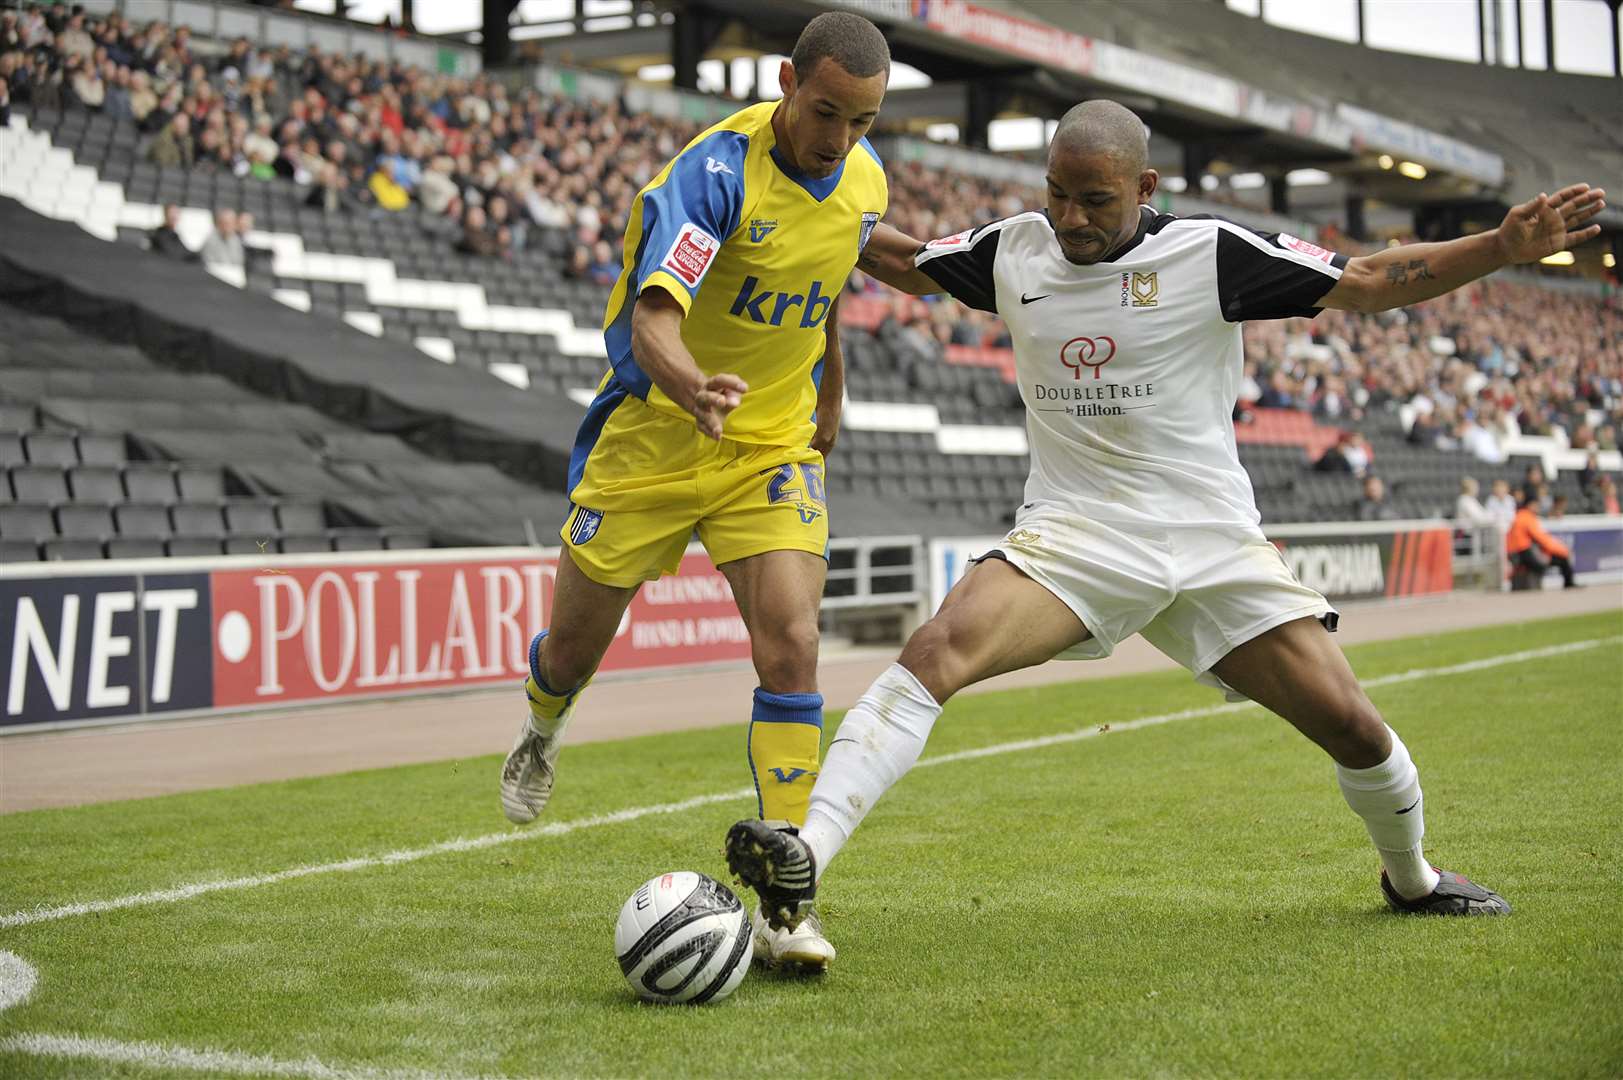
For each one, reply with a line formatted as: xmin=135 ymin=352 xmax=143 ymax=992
xmin=1051 ymin=100 xmax=1150 ymax=177
xmin=791 ymin=11 xmax=891 ymax=81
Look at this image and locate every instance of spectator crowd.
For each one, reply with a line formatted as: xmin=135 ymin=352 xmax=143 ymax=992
xmin=4 ymin=1 xmax=1620 ymax=513
xmin=2 ymin=1 xmax=695 ymax=271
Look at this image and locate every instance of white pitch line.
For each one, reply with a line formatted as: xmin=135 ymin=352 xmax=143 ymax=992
xmin=0 ymin=1033 xmax=506 ymax=1080
xmin=2 ymin=635 xmax=1616 ymax=932
xmin=0 ymin=951 xmax=37 ymax=1013
xmin=0 ymin=788 xmax=752 ymax=930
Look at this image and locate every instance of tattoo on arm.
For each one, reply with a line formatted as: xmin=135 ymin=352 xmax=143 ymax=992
xmin=1407 ymin=259 xmax=1434 ymax=281
xmin=1385 ymin=263 xmax=1408 ymax=286
xmin=857 ymin=251 xmax=880 ymax=272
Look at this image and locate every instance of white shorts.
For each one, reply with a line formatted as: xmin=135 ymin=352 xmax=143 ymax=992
xmin=983 ymin=506 xmax=1338 ymax=701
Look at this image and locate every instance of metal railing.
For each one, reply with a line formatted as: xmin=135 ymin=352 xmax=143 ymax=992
xmin=823 ymin=536 xmax=925 ymax=611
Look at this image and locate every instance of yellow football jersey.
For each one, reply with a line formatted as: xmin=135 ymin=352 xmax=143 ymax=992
xmin=599 ymin=100 xmax=889 ymax=447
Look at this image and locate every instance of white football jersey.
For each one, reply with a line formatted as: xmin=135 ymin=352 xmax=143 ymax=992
xmin=915 ymin=206 xmax=1348 ymax=529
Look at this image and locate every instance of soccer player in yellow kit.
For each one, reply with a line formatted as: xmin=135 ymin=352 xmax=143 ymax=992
xmin=499 ymin=11 xmax=891 ymax=970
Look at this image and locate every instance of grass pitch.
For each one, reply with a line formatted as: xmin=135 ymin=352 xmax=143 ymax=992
xmin=1 ymin=610 xmax=1620 ymax=1078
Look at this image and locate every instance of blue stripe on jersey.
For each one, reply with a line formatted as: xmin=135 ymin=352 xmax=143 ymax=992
xmin=769 ymin=145 xmax=845 ymax=203
xmin=602 ymin=128 xmax=749 ymax=394
xmin=567 ymin=376 xmax=631 ymax=497
xmin=602 ymin=285 xmax=651 ymax=400
xmin=855 ymin=135 xmax=882 ymax=168
xmin=809 ymin=353 xmax=825 ymax=421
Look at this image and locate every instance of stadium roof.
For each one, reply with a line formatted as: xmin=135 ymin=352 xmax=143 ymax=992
xmin=1003 ymin=0 xmax=1622 ymax=227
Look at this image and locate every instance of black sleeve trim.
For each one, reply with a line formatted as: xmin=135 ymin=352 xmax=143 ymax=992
xmin=915 ymin=221 xmax=1002 ymax=313
xmin=1213 ymin=224 xmax=1345 ymax=322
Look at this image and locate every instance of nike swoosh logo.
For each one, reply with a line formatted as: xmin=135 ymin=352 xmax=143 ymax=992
xmin=1020 ymin=292 xmax=1050 ymax=305
xmin=828 ymin=738 xmax=859 ymax=748
xmin=1396 ymin=797 xmax=1421 ymax=815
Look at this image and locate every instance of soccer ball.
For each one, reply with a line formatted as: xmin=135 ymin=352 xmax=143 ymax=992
xmin=614 ymin=871 xmax=751 ymax=1005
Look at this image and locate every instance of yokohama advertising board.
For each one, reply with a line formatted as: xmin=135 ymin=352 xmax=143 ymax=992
xmin=0 ymin=547 xmax=750 ymax=731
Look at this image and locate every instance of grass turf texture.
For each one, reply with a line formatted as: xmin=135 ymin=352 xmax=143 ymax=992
xmin=1 ymin=610 xmax=1619 ymax=1078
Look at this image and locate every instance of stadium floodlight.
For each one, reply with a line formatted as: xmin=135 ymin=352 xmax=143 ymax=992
xmin=1397 ymin=161 xmax=1428 ymax=179
xmin=1287 ymin=169 xmax=1332 ymax=186
xmin=1539 ymin=251 xmax=1576 ymax=266
xmin=1377 ymin=154 xmax=1394 ymax=169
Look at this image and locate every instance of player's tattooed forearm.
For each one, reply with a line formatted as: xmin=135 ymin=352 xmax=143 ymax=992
xmin=857 ymin=251 xmax=881 ymax=272
xmin=1385 ymin=259 xmax=1434 ymax=288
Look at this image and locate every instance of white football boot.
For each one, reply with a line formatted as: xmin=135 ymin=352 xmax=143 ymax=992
xmin=751 ymin=904 xmax=836 ymax=971
xmin=498 ymin=712 xmax=570 ymax=824
xmin=499 ymin=632 xmax=578 ymax=824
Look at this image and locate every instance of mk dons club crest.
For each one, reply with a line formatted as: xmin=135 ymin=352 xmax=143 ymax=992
xmin=1122 ymin=271 xmax=1159 ymax=308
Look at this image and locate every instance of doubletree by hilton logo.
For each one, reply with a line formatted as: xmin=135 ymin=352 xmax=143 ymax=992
xmin=1060 ymin=335 xmax=1116 ymax=380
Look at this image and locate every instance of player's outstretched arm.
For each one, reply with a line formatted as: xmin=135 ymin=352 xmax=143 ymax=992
xmin=1320 ymin=183 xmax=1606 ymax=314
xmin=631 ymin=286 xmax=746 ymax=440
xmin=857 ymin=222 xmax=945 ymax=296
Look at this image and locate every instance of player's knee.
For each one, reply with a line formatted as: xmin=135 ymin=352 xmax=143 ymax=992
xmin=541 ymin=636 xmax=599 ymax=691
xmin=752 ymin=616 xmax=819 ymax=689
xmin=897 ymin=617 xmax=968 ymax=701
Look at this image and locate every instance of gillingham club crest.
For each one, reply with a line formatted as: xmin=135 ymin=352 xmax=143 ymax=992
xmin=569 ymin=506 xmax=604 ymax=545
xmin=858 ymin=211 xmax=880 ymax=252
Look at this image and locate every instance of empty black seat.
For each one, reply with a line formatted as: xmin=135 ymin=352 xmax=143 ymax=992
xmin=176 ymin=466 xmax=227 ymax=501
xmin=166 ymin=537 xmax=222 ymax=557
xmin=56 ymin=505 xmax=114 ymax=539
xmin=43 ymin=538 xmax=104 ymax=561
xmin=107 ymin=537 xmax=166 ymax=559
xmin=331 ymin=531 xmax=384 ymax=551
xmin=0 ymin=539 xmax=40 ymax=562
xmin=114 ymin=503 xmax=172 ymax=539
xmin=10 ymin=465 xmax=69 ymax=503
xmin=276 ymin=502 xmax=325 ymax=533
xmin=76 ymin=433 xmax=126 ymax=465
xmin=0 ymin=504 xmax=56 ymax=542
xmin=279 ymin=534 xmax=331 ymax=553
xmin=0 ymin=403 xmax=35 ymax=429
xmin=68 ymin=466 xmax=125 ymax=503
xmin=223 ymin=499 xmax=278 ymax=534
xmin=383 ymin=529 xmax=432 ymax=550
xmin=224 ymin=535 xmax=274 ymax=555
xmin=23 ymin=432 xmax=78 ymax=466
xmin=0 ymin=434 xmax=24 ymax=466
xmin=170 ymin=503 xmax=225 ymax=537
xmin=123 ymin=464 xmax=178 ymax=503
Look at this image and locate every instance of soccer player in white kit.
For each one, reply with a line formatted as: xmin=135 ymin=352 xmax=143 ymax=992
xmin=726 ymin=100 xmax=1606 ymax=925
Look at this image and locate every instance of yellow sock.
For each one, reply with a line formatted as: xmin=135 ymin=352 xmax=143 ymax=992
xmin=524 ymin=631 xmax=587 ymax=736
xmin=747 ymin=689 xmax=823 ymax=826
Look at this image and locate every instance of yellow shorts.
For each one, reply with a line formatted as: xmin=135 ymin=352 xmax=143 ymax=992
xmin=562 ymin=384 xmax=828 ymax=588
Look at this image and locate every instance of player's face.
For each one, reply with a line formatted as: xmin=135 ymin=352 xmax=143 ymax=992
xmin=1045 ymin=147 xmax=1157 ymax=265
xmin=777 ymin=57 xmax=886 ymax=178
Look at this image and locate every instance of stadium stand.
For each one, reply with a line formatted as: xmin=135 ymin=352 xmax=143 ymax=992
xmin=0 ymin=299 xmax=547 ymax=558
xmin=2 ymin=1 xmax=1619 ymax=563
xmin=1044 ymin=0 xmax=1623 ymax=217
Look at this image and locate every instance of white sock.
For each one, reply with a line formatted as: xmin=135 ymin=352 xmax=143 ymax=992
xmin=1335 ymin=726 xmax=1442 ymax=900
xmin=800 ymin=663 xmax=943 ymax=874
